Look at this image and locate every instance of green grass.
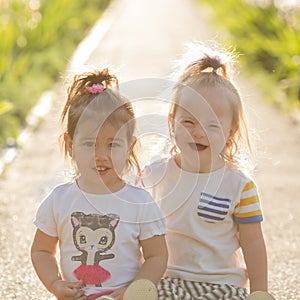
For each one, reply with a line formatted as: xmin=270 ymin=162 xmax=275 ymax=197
xmin=0 ymin=0 xmax=111 ymax=147
xmin=198 ymin=0 xmax=300 ymax=113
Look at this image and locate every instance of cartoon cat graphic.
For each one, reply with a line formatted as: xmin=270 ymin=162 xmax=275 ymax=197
xmin=71 ymin=212 xmax=119 ymax=286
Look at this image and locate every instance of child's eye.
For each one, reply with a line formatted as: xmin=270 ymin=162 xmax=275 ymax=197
xmin=83 ymin=141 xmax=95 ymax=147
xmin=208 ymin=124 xmax=220 ymax=129
xmin=109 ymin=142 xmax=121 ymax=148
xmin=182 ymin=120 xmax=194 ymax=125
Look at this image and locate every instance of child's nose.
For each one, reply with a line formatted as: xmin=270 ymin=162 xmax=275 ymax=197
xmin=192 ymin=124 xmax=206 ymax=138
xmin=94 ymin=146 xmax=109 ymax=160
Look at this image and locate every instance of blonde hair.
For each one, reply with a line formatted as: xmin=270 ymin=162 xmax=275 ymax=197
xmin=60 ymin=68 xmax=141 ymax=176
xmin=169 ymin=43 xmax=252 ymax=168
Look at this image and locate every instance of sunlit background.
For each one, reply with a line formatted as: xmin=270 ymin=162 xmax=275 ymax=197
xmin=0 ymin=1 xmax=300 ymax=299
xmin=0 ymin=0 xmax=300 ymax=172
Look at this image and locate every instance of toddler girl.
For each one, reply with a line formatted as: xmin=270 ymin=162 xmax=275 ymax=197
xmin=143 ymin=43 xmax=269 ymax=299
xmin=31 ymin=69 xmax=168 ymax=300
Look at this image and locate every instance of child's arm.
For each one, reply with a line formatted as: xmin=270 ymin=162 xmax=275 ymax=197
xmin=239 ymin=222 xmax=268 ymax=293
xmin=109 ymin=234 xmax=168 ymax=300
xmin=31 ymin=229 xmax=86 ymax=300
xmin=136 ymin=234 xmax=168 ymax=283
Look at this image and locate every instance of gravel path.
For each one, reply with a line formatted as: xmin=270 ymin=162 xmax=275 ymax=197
xmin=0 ymin=0 xmax=299 ymax=299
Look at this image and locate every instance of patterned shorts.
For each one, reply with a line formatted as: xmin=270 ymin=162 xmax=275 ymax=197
xmin=158 ymin=278 xmax=249 ymax=300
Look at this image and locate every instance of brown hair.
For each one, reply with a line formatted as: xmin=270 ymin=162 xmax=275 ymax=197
xmin=60 ymin=68 xmax=141 ymax=176
xmin=169 ymin=44 xmax=252 ymax=167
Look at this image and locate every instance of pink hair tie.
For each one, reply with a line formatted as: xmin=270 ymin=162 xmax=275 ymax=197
xmin=86 ymin=83 xmax=105 ymax=94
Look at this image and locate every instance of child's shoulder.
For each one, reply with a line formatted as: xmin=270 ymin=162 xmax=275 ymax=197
xmin=225 ymin=164 xmax=256 ymax=186
xmin=48 ymin=181 xmax=77 ymax=196
xmin=125 ymin=182 xmax=149 ymax=193
xmin=124 ymin=183 xmax=156 ymax=203
xmin=38 ymin=181 xmax=77 ymax=209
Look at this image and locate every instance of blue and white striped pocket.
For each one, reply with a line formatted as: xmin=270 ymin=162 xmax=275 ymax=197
xmin=197 ymin=192 xmax=231 ymax=223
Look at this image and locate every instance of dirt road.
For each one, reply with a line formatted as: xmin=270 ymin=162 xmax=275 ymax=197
xmin=0 ymin=0 xmax=299 ymax=299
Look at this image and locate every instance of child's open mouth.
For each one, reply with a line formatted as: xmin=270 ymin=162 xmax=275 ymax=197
xmin=188 ymin=143 xmax=208 ymax=151
xmin=96 ymin=166 xmax=110 ymax=175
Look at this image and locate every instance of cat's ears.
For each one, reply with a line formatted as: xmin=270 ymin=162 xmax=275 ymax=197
xmin=108 ymin=214 xmax=120 ymax=228
xmin=71 ymin=212 xmax=84 ymax=227
xmin=70 ymin=212 xmax=120 ymax=228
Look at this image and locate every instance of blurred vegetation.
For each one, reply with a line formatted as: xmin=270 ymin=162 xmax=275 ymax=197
xmin=0 ymin=0 xmax=110 ymax=147
xmin=198 ymin=0 xmax=300 ymax=113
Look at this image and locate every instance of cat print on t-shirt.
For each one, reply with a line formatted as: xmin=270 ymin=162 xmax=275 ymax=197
xmin=71 ymin=212 xmax=119 ymax=286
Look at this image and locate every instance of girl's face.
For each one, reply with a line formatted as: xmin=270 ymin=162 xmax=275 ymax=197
xmin=171 ymin=85 xmax=235 ymax=173
xmin=69 ymin=119 xmax=132 ymax=194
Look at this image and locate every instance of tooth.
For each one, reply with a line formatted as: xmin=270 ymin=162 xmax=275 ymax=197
xmin=97 ymin=167 xmax=106 ymax=171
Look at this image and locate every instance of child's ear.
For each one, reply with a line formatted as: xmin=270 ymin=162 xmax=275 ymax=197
xmin=64 ymin=133 xmax=73 ymax=157
xmin=168 ymin=113 xmax=175 ymax=132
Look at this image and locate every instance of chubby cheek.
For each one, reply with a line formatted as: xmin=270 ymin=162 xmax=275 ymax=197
xmin=111 ymin=149 xmax=128 ymax=171
xmin=72 ymin=141 xmax=93 ymax=156
xmin=79 ymin=148 xmax=93 ymax=160
xmin=174 ymin=125 xmax=192 ymax=142
xmin=72 ymin=149 xmax=94 ymax=172
xmin=208 ymin=133 xmax=227 ymax=155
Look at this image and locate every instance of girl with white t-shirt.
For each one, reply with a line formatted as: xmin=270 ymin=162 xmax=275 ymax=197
xmin=31 ymin=69 xmax=167 ymax=300
xmin=143 ymin=43 xmax=271 ymax=299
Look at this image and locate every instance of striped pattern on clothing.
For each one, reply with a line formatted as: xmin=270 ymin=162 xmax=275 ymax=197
xmin=198 ymin=192 xmax=231 ymax=223
xmin=234 ymin=180 xmax=263 ymax=224
xmin=158 ymin=278 xmax=249 ymax=299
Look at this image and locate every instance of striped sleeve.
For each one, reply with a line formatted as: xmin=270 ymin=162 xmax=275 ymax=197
xmin=233 ymin=180 xmax=263 ymax=224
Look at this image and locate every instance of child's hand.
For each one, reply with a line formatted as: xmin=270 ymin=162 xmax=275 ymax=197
xmin=107 ymin=286 xmax=127 ymax=300
xmin=51 ymin=279 xmax=87 ymax=300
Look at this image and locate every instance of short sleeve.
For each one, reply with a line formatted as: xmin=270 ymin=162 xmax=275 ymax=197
xmin=34 ymin=191 xmax=58 ymax=237
xmin=138 ymin=193 xmax=166 ymax=241
xmin=233 ymin=180 xmax=263 ymax=224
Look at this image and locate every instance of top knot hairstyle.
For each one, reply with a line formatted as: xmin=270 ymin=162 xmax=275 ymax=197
xmin=60 ymin=68 xmax=141 ymax=176
xmin=170 ymin=42 xmax=252 ymax=168
xmin=178 ymin=53 xmax=229 ymax=83
xmin=61 ymin=68 xmax=118 ymax=125
xmin=68 ymin=68 xmax=117 ymax=99
xmin=173 ymin=42 xmax=236 ymax=87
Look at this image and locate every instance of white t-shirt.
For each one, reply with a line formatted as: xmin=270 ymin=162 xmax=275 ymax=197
xmin=34 ymin=182 xmax=165 ymax=296
xmin=142 ymin=157 xmax=263 ymax=289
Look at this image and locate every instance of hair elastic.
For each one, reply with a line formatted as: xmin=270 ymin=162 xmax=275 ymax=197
xmin=212 ymin=68 xmax=218 ymax=74
xmin=86 ymin=83 xmax=105 ymax=94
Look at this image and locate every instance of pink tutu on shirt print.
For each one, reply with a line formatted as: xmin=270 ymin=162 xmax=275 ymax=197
xmin=73 ymin=264 xmax=111 ymax=285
